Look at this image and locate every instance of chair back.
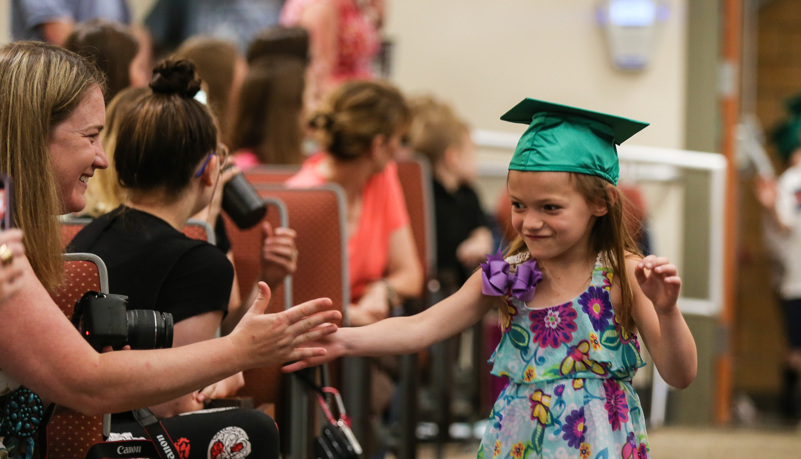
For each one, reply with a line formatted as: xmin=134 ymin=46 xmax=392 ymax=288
xmin=243 ymin=165 xmax=301 ymax=185
xmin=254 ymin=184 xmax=349 ymax=317
xmin=44 ymin=253 xmax=109 ymax=459
xmin=224 ymin=198 xmax=292 ymax=410
xmin=253 ymin=184 xmax=349 ymax=459
xmin=395 ymin=157 xmax=437 ymax=297
xmin=59 ymin=216 xmax=93 ymax=250
xmin=183 ymin=218 xmax=216 ymax=244
xmin=60 ymin=216 xmax=217 ymax=249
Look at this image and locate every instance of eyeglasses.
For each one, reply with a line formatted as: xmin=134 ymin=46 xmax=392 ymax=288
xmin=195 ymin=144 xmax=230 ymax=177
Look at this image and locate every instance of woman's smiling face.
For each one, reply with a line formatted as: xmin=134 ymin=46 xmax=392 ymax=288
xmin=48 ymin=85 xmax=108 ymax=213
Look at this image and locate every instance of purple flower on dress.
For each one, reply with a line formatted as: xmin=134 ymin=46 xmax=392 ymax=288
xmin=554 ymin=384 xmax=565 ymax=397
xmin=529 ymin=304 xmax=577 ymax=349
xmin=579 ymin=286 xmax=614 ymax=332
xmin=562 ymin=407 xmax=587 ymax=448
xmin=481 ymin=251 xmax=511 ymax=296
xmin=604 ymin=379 xmax=629 ymax=431
xmin=510 ymin=259 xmax=542 ymax=302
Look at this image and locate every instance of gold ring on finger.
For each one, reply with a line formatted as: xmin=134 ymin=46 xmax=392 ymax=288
xmin=0 ymin=244 xmax=14 ymax=266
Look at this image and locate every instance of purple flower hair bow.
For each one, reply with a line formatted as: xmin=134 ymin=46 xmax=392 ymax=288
xmin=480 ymin=251 xmax=543 ymax=301
xmin=511 ymin=258 xmax=542 ymax=302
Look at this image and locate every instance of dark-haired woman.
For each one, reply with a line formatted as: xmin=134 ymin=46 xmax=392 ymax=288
xmin=68 ymin=59 xmax=283 ymax=452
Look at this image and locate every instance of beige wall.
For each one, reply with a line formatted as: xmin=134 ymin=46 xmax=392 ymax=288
xmin=384 ymin=0 xmax=688 ymax=149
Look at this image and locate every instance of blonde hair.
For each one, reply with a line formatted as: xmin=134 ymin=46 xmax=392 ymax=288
xmin=0 ymin=41 xmax=105 ymax=290
xmin=309 ymin=80 xmax=410 ymax=161
xmin=408 ymin=95 xmax=468 ymax=164
xmin=500 ymin=173 xmax=642 ymax=332
xmin=83 ymin=86 xmax=149 ymax=217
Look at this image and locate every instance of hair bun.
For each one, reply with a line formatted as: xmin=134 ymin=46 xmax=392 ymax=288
xmin=149 ymin=59 xmax=202 ymax=98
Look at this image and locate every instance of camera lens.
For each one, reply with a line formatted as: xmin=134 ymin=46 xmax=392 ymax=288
xmin=126 ymin=309 xmax=174 ymax=350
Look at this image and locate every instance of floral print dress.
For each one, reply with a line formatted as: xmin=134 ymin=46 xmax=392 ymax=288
xmin=478 ymin=255 xmax=648 ymax=459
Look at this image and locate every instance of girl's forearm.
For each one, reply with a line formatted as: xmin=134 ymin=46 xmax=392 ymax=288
xmin=654 ymin=306 xmax=697 ymax=389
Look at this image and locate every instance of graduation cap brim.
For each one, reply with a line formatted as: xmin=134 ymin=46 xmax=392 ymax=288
xmin=501 ymin=98 xmax=649 ymax=145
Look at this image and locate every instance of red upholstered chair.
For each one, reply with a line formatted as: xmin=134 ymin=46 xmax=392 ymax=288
xmin=182 ymin=218 xmax=216 ymax=243
xmin=394 ymin=157 xmax=438 ymax=459
xmin=223 ymin=198 xmax=291 ymax=407
xmin=243 ymin=164 xmax=301 ymax=185
xmin=60 ymin=216 xmax=217 ymax=249
xmin=222 ymin=197 xmax=306 ymax=455
xmin=252 ymin=184 xmax=349 ymax=458
xmin=59 ymin=216 xmax=93 ymax=250
xmin=43 ymin=253 xmax=109 ymax=459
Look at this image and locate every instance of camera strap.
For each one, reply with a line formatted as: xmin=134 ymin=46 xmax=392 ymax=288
xmin=84 ymin=408 xmax=179 ymax=459
xmin=131 ymin=408 xmax=181 ymax=459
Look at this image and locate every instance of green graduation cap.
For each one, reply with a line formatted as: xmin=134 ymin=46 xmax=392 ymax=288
xmin=501 ymin=98 xmax=649 ymax=185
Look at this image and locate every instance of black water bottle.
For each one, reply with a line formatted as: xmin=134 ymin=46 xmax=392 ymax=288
xmin=222 ymin=171 xmax=267 ymax=229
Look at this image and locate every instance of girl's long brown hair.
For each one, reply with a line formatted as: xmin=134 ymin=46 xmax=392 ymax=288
xmin=499 ymin=173 xmax=643 ymax=333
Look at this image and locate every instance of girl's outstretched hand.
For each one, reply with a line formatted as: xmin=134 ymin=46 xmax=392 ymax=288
xmin=280 ymin=329 xmax=346 ymax=373
xmin=634 ymin=255 xmax=681 ymax=314
xmin=229 ymin=282 xmax=341 ymax=369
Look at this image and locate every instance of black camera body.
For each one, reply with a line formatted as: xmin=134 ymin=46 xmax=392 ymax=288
xmin=72 ymin=291 xmax=174 ymax=352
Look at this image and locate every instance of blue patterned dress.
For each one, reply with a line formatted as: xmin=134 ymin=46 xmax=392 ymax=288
xmin=478 ymin=255 xmax=648 ymax=459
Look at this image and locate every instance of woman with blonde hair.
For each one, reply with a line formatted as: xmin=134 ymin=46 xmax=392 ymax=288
xmin=0 ymin=41 xmax=339 ymax=457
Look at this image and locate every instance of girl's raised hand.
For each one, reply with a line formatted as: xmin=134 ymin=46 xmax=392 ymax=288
xmin=634 ymin=255 xmax=681 ymax=314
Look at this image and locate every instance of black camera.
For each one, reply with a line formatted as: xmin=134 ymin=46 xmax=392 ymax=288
xmin=72 ymin=291 xmax=174 ymax=352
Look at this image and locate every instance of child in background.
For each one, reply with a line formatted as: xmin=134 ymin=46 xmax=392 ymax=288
xmin=285 ymin=98 xmax=697 ymax=458
xmin=409 ymin=95 xmax=493 ymax=291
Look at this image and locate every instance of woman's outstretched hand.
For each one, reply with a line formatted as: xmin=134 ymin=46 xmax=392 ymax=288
xmin=634 ymin=254 xmax=681 ymax=314
xmin=229 ymin=282 xmax=341 ymax=369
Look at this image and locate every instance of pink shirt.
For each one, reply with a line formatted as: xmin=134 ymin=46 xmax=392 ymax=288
xmin=280 ymin=0 xmax=380 ymax=82
xmin=286 ymin=153 xmax=409 ymax=300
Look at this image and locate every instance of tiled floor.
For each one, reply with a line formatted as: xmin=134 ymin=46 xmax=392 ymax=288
xmin=404 ymin=425 xmax=801 ymax=458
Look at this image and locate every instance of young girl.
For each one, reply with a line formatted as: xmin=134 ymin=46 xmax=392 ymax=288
xmin=285 ymin=98 xmax=697 ymax=458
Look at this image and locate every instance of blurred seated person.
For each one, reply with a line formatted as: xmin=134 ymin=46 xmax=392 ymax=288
xmin=408 ymin=95 xmax=493 ymax=292
xmin=230 ymin=57 xmax=307 ymax=169
xmin=230 ymin=26 xmax=311 ymax=169
xmin=69 ymin=59 xmax=284 ymax=423
xmin=175 ymin=36 xmax=246 ymax=147
xmin=63 ymin=19 xmax=151 ymax=104
xmin=287 ymin=80 xmax=422 ymax=326
xmin=280 ymin=0 xmax=384 ymax=110
xmin=246 ymin=25 xmax=310 ymax=65
xmin=11 ymin=0 xmax=130 ymax=45
xmin=0 ymin=41 xmax=339 ymax=458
